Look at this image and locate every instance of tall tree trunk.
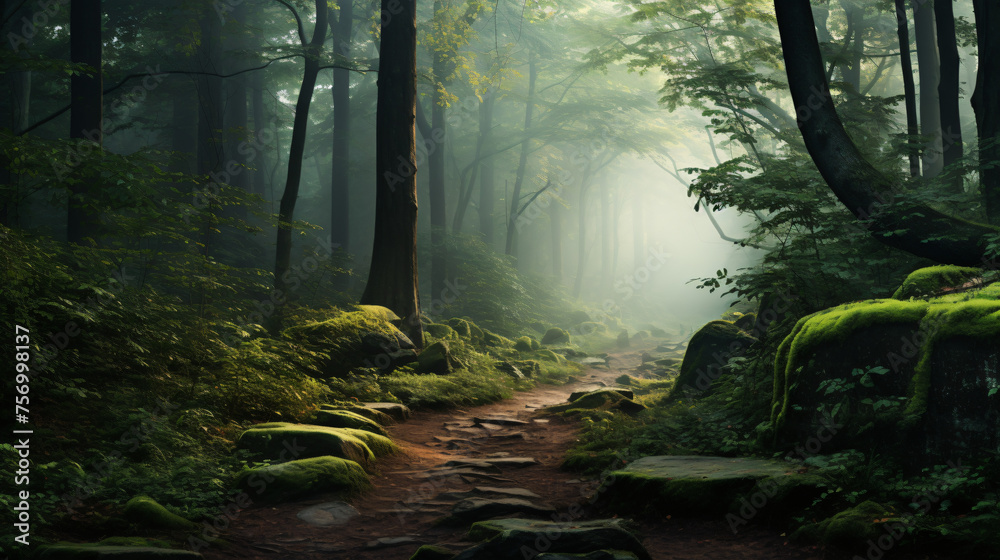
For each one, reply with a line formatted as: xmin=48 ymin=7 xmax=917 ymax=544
xmin=360 ymin=0 xmax=423 ymax=347
xmin=600 ymin=186 xmax=611 ymax=292
xmin=67 ymin=0 xmax=102 ymax=244
xmin=971 ymin=1 xmax=1000 ymax=224
xmin=935 ymin=0 xmax=963 ymax=192
xmin=840 ymin=0 xmax=863 ymax=92
xmin=251 ymin=69 xmax=269 ymax=197
xmin=224 ymin=4 xmax=250 ymax=209
xmin=172 ymin=84 xmax=198 ymax=175
xmin=895 ymin=0 xmax=920 ymax=178
xmin=632 ymin=192 xmax=645 ymax=269
xmin=773 ymin=0 xmax=997 ymax=266
xmin=429 ymin=0 xmax=448 ymax=299
xmin=913 ymin=0 xmax=943 ymax=177
xmin=196 ymin=9 xmax=224 ymax=255
xmin=505 ymin=53 xmax=537 ymax=259
xmin=478 ymin=91 xmax=495 ymax=247
xmin=1 ymin=55 xmax=31 ymax=226
xmin=330 ymin=0 xmax=353 ymax=252
xmin=550 ymin=197 xmax=562 ymax=282
xmin=611 ymin=188 xmax=620 ymax=284
xmin=273 ymin=0 xmax=328 ymax=317
xmin=573 ymin=169 xmax=592 ymax=298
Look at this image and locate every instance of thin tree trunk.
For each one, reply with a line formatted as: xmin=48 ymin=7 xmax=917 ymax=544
xmin=251 ymin=69 xmax=268 ymax=196
xmin=913 ymin=0 xmax=943 ymax=177
xmin=224 ymin=3 xmax=250 ymax=212
xmin=67 ymin=0 xmax=102 ymax=244
xmin=573 ymin=169 xmax=592 ymax=298
xmin=600 ymin=186 xmax=611 ymax=292
xmin=550 ymin=198 xmax=562 ymax=282
xmin=360 ymin=0 xmax=423 ymax=347
xmin=935 ymin=0 xmax=962 ymax=192
xmin=840 ymin=0 xmax=863 ymax=92
xmin=478 ymin=91 xmax=495 ymax=247
xmin=274 ymin=0 xmax=328 ymax=314
xmin=429 ymin=0 xmax=448 ymax=299
xmin=196 ymin=9 xmax=223 ymax=255
xmin=895 ymin=0 xmax=920 ymax=178
xmin=330 ymin=0 xmax=353 ymax=253
xmin=972 ymin=0 xmax=1000 ymax=224
xmin=774 ymin=0 xmax=997 ymax=266
xmin=505 ymin=53 xmax=537 ymax=258
xmin=632 ymin=192 xmax=644 ymax=269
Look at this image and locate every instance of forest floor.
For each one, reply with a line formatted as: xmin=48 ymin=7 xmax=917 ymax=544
xmin=201 ymin=346 xmax=944 ymax=560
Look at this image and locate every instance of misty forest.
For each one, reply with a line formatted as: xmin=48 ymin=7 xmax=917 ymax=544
xmin=4 ymin=0 xmax=1000 ymax=558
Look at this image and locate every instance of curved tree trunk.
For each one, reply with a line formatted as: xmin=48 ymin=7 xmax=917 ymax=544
xmin=360 ymin=0 xmax=423 ymax=347
xmin=773 ymin=0 xmax=997 ymax=266
xmin=273 ymin=0 xmax=328 ymax=320
xmin=971 ymin=0 xmax=1000 ymax=225
xmin=894 ymin=0 xmax=920 ymax=178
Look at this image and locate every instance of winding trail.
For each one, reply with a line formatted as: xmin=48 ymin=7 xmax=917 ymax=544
xmin=202 ymin=348 xmax=927 ymax=560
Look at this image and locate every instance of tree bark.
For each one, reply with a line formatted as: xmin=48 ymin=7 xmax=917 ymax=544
xmin=477 ymin=91 xmax=495 ymax=247
xmin=429 ymin=1 xmax=448 ymax=299
xmin=505 ymin=53 xmax=537 ymax=259
xmin=573 ymin=169 xmax=592 ymax=298
xmin=224 ymin=4 xmax=250 ymax=205
xmin=274 ymin=0 xmax=328 ymax=315
xmin=632 ymin=191 xmax=645 ymax=269
xmin=773 ymin=0 xmax=997 ymax=266
xmin=196 ymin=8 xmax=224 ymax=255
xmin=971 ymin=0 xmax=1000 ymax=224
xmin=550 ymin=196 xmax=562 ymax=282
xmin=600 ymin=186 xmax=612 ymax=292
xmin=360 ymin=0 xmax=423 ymax=347
xmin=894 ymin=0 xmax=920 ymax=178
xmin=67 ymin=0 xmax=102 ymax=244
xmin=935 ymin=0 xmax=963 ymax=192
xmin=330 ymin=0 xmax=353 ymax=252
xmin=251 ymin=69 xmax=269 ymax=197
xmin=913 ymin=0 xmax=942 ymax=177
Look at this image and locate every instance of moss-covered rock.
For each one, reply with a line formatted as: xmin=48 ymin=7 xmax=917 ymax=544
xmin=534 ymin=349 xmax=563 ymax=363
xmin=544 ymin=390 xmax=645 ymax=415
xmin=669 ymin=320 xmax=756 ymax=400
xmin=409 ymin=545 xmax=455 ymax=560
xmin=121 ymin=496 xmax=196 ymax=531
xmin=357 ymin=304 xmax=402 ymax=323
xmin=320 ymin=403 xmax=395 ymax=426
xmin=33 ymin=545 xmax=203 ymax=559
xmin=417 ymin=341 xmax=466 ymax=374
xmin=447 ymin=318 xmax=484 ymax=342
xmin=578 ymin=321 xmax=608 ymax=335
xmin=542 ymin=327 xmax=571 ymax=345
xmin=457 ymin=518 xmax=650 ymax=560
xmin=512 ymin=359 xmax=541 ymax=378
xmin=235 ymin=456 xmax=370 ymax=503
xmin=307 ymin=409 xmax=389 ymax=436
xmin=599 ymin=455 xmax=825 ymax=518
xmin=483 ymin=330 xmax=513 ymax=348
xmin=770 ymin=283 xmax=1000 ymax=461
xmin=514 ymin=336 xmax=537 ymax=352
xmin=617 ymin=330 xmax=629 ymax=349
xmin=237 ymin=422 xmax=396 ymax=465
xmin=791 ymin=501 xmax=901 ymax=550
xmin=426 ymin=323 xmax=458 ymax=340
xmin=282 ymin=310 xmax=415 ymax=377
xmin=362 ymin=402 xmax=411 ymax=422
xmin=892 ymin=265 xmax=981 ymax=300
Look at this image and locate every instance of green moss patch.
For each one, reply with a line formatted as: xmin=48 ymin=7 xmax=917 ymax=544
xmin=459 ymin=518 xmax=650 ymax=560
xmin=121 ymin=496 xmax=196 ymax=531
xmin=545 ymin=390 xmax=646 ymax=416
xmin=320 ymin=403 xmax=395 ymax=425
xmin=306 ymin=409 xmax=388 ymax=436
xmin=236 ymin=422 xmax=396 ymax=466
xmin=235 ymin=456 xmax=370 ymax=503
xmin=892 ymin=265 xmax=981 ymax=300
xmin=541 ymin=327 xmax=571 ymax=345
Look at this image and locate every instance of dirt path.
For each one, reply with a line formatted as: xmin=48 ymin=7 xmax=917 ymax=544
xmin=200 ymin=349 xmax=846 ymax=560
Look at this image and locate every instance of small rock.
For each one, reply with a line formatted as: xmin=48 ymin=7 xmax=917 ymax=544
xmin=366 ymin=536 xmax=424 ymax=549
xmin=296 ymin=501 xmax=359 ymax=526
xmin=443 ymin=497 xmax=556 ymax=524
xmin=473 ymin=416 xmax=529 ymax=426
xmin=363 ymin=402 xmax=411 ymax=422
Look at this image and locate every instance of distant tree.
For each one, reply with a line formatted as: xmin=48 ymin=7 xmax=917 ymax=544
xmin=330 ymin=0 xmax=353 ymax=253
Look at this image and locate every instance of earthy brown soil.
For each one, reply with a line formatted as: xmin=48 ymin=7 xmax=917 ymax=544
xmin=201 ymin=347 xmax=947 ymax=560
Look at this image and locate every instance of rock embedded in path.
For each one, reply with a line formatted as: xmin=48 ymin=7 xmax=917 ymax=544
xmin=569 ymin=388 xmax=633 ymax=402
xmin=538 ymin=552 xmax=641 ymax=560
xmin=442 ymin=497 xmax=556 ymax=524
xmin=363 ymin=402 xmax=411 ymax=422
xmin=473 ymin=416 xmax=528 ymax=426
xmin=366 ymin=536 xmax=425 ymax=549
xmin=34 ymin=545 xmax=204 ymax=559
xmin=416 ymin=468 xmax=513 ymax=483
xmin=456 ymin=518 xmax=650 ymax=560
xmin=578 ymin=357 xmax=609 ymax=368
xmin=444 ymin=457 xmax=539 ymax=470
xmin=237 ymin=423 xmax=397 ymax=465
xmin=307 ymin=409 xmax=389 ymax=436
xmin=437 ymin=486 xmax=542 ymax=501
xmin=296 ymin=501 xmax=360 ymax=526
xmin=545 ymin=390 xmax=645 ymax=416
xmin=410 ymin=545 xmax=458 ymax=560
xmin=599 ymin=455 xmax=825 ymax=516
xmin=321 ymin=403 xmax=396 ymax=425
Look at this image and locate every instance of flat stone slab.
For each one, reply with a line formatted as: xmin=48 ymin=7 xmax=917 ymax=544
xmin=444 ymin=457 xmax=539 ymax=470
xmin=35 ymin=546 xmax=203 ymax=559
xmin=490 ymin=432 xmax=526 ymax=440
xmin=296 ymin=501 xmax=360 ymax=526
xmin=438 ymin=486 xmax=542 ymax=501
xmin=415 ymin=469 xmax=513 ymax=483
xmin=473 ymin=416 xmax=529 ymax=426
xmin=601 ymin=455 xmax=825 ymax=515
xmin=366 ymin=536 xmax=424 ymax=549
xmin=441 ymin=460 xmax=503 ymax=473
xmin=443 ymin=497 xmax=556 ymax=524
xmin=454 ymin=518 xmax=650 ymax=560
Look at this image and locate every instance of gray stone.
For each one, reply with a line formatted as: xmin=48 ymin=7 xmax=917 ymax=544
xmin=473 ymin=416 xmax=528 ymax=426
xmin=443 ymin=497 xmax=556 ymax=524
xmin=454 ymin=519 xmax=650 ymax=560
xmin=366 ymin=536 xmax=424 ymax=549
xmin=363 ymin=402 xmax=411 ymax=422
xmin=296 ymin=501 xmax=360 ymax=526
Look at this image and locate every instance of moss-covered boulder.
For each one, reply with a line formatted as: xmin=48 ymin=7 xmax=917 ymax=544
xmin=34 ymin=545 xmax=203 ymax=559
xmin=320 ymin=403 xmax=395 ymax=425
xmin=358 ymin=304 xmax=402 ymax=323
xmin=307 ymin=409 xmax=389 ymax=436
xmin=578 ymin=321 xmax=608 ymax=335
xmin=541 ymin=327 xmax=571 ymax=345
xmin=237 ymin=422 xmax=397 ymax=465
xmin=121 ymin=496 xmax=196 ymax=531
xmin=235 ymin=456 xmax=370 ymax=503
xmin=282 ymin=310 xmax=416 ymax=377
xmin=362 ymin=402 xmax=411 ymax=422
xmin=483 ymin=330 xmax=513 ymax=348
xmin=447 ymin=317 xmax=484 ymax=342
xmin=426 ymin=323 xmax=458 ymax=340
xmin=512 ymin=359 xmax=541 ymax=378
xmin=545 ymin=390 xmax=645 ymax=415
xmin=495 ymin=361 xmax=526 ymax=380
xmin=569 ymin=388 xmax=633 ymax=402
xmin=791 ymin=501 xmax=901 ymax=550
xmin=417 ymin=341 xmax=466 ymax=374
xmin=514 ymin=336 xmax=540 ymax=352
xmin=456 ymin=518 xmax=650 ymax=560
xmin=409 ymin=545 xmax=456 ymax=560
xmin=534 ymin=349 xmax=563 ymax=363
xmin=599 ymin=455 xmax=825 ymax=518
xmin=769 ymin=282 xmax=1000 ymax=462
xmin=892 ymin=265 xmax=981 ymax=300
xmin=669 ymin=320 xmax=756 ymax=400
xmin=617 ymin=330 xmax=630 ymax=349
